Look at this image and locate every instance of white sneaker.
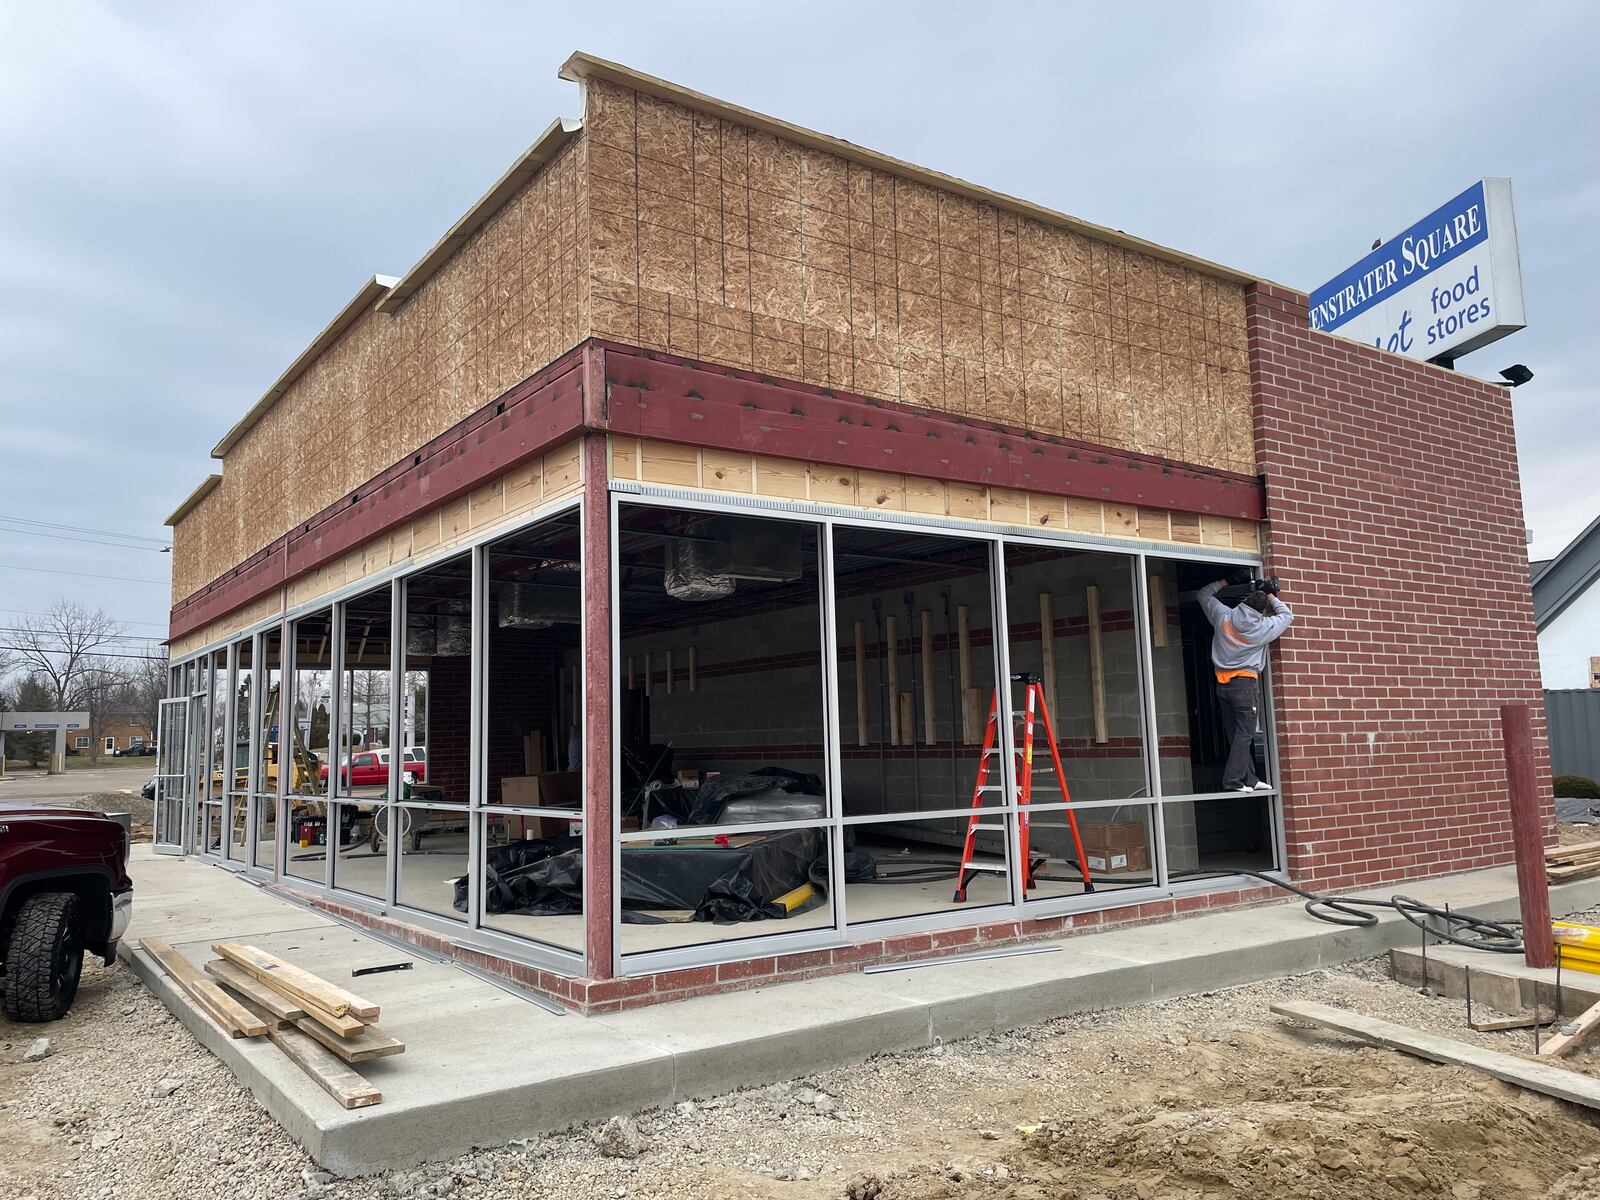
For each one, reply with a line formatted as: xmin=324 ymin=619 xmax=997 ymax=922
xmin=1253 ymin=780 xmax=1273 ymax=791
xmin=1228 ymin=784 xmax=1254 ymax=793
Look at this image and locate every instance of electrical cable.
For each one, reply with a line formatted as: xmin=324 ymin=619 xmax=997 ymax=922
xmin=861 ymin=853 xmax=1524 ymax=953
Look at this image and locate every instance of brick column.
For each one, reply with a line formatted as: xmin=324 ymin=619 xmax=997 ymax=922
xmin=580 ymin=414 xmax=615 ymax=976
xmin=1245 ymin=282 xmax=1550 ymax=889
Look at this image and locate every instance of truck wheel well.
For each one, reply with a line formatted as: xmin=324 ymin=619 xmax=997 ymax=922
xmin=1 ymin=873 xmax=112 ymax=959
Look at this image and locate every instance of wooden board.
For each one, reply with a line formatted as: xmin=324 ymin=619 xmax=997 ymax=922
xmin=291 ymin=1016 xmax=405 ymax=1063
xmin=920 ymin=611 xmax=936 ymax=745
xmin=1085 ymin=585 xmax=1108 ymax=744
xmin=141 ymin=938 xmax=269 ymax=1039
xmin=957 ymin=606 xmax=974 ymax=743
xmin=211 ymin=942 xmax=380 ymax=1021
xmin=270 ymin=1024 xmax=382 ymax=1109
xmin=204 ymin=959 xmax=308 ymax=1023
xmin=853 ymin=621 xmax=868 ymax=747
xmin=1038 ymin=593 xmax=1057 ymax=718
xmin=1540 ymin=997 xmax=1600 ymax=1058
xmin=1148 ymin=574 xmax=1168 ymax=649
xmin=1272 ymin=1001 xmax=1600 ymax=1111
xmin=885 ymin=615 xmax=900 ymax=745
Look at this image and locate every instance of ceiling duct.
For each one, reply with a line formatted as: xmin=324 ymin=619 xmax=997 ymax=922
xmin=664 ymin=536 xmax=736 ymax=601
xmin=497 ymin=582 xmax=580 ymax=629
xmin=663 ymin=517 xmax=803 ymax=601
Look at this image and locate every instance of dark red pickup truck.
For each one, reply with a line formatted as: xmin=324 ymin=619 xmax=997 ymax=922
xmin=0 ymin=803 xmax=133 ymax=1021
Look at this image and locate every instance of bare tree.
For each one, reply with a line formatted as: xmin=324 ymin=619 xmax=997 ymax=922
xmin=10 ymin=601 xmax=129 ymax=763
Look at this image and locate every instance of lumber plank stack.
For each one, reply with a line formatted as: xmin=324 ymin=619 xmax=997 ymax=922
xmin=138 ymin=938 xmax=402 ymax=1109
xmin=1546 ymin=839 xmax=1600 ymax=883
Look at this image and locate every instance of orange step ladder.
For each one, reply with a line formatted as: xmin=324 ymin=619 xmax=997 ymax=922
xmin=953 ymin=672 xmax=1096 ymax=902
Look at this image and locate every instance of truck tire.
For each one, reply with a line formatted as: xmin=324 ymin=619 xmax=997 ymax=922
xmin=3 ymin=892 xmax=86 ymax=1022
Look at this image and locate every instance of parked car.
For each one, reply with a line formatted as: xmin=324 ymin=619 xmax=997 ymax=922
xmin=0 ymin=803 xmax=133 ymax=1021
xmin=318 ymin=747 xmax=426 ymax=787
xmin=114 ymin=743 xmax=156 ymax=758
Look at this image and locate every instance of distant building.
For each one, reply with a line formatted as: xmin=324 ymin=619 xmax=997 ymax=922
xmin=68 ymin=708 xmax=152 ymax=755
xmin=1533 ymin=517 xmax=1600 ymax=689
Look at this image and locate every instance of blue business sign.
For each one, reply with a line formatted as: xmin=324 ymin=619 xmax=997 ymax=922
xmin=1308 ymin=179 xmax=1526 ymax=364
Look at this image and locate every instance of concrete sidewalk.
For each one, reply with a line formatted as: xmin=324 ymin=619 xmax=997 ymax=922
xmin=120 ymin=847 xmax=1600 ymax=1175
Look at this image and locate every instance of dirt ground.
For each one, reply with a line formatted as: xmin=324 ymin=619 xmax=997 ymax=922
xmin=7 ymin=949 xmax=1600 ymax=1200
xmin=5 ymin=822 xmax=1600 ymax=1199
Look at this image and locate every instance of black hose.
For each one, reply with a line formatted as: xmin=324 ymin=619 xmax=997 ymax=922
xmin=1023 ymin=862 xmax=1525 ymax=954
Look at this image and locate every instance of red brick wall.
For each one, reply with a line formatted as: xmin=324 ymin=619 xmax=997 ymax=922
xmin=1247 ymin=282 xmax=1549 ymax=889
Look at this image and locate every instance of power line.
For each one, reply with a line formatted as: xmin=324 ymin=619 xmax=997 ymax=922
xmin=0 ymin=644 xmax=167 ymax=662
xmin=0 ymin=515 xmax=170 ymax=546
xmin=0 ymin=563 xmax=168 ymax=586
xmin=0 ymin=626 xmax=166 ymax=645
xmin=0 ymin=523 xmax=171 ymax=553
xmin=0 ymin=607 xmax=168 ymax=629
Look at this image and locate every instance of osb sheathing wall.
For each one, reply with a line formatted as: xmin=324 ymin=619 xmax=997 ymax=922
xmin=170 ymin=137 xmax=590 ymax=603
xmin=581 ymin=78 xmax=1254 ymax=480
xmin=170 ymin=443 xmax=583 ymax=659
xmin=613 ymin=437 xmax=1260 ymax=554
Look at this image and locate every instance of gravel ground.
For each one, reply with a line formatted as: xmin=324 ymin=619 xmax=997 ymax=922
xmin=8 ymin=939 xmax=1600 ymax=1200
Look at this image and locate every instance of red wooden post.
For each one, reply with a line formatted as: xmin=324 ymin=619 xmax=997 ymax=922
xmin=1502 ymin=703 xmax=1553 ymax=968
xmin=580 ymin=418 xmax=615 ymax=980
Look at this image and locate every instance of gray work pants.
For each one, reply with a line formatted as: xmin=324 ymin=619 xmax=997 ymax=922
xmin=1216 ymin=675 xmax=1261 ymax=789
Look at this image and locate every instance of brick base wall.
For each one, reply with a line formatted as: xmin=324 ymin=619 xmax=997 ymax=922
xmin=1248 ymin=283 xmax=1550 ymax=889
xmin=284 ymin=880 xmax=1285 ymax=1014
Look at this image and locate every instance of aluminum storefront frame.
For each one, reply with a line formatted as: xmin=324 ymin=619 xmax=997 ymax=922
xmin=607 ymin=481 xmax=1285 ymax=978
xmin=167 ymin=494 xmax=590 ymax=977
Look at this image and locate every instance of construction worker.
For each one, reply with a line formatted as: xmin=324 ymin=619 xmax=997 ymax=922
xmin=1197 ymin=573 xmax=1293 ymax=792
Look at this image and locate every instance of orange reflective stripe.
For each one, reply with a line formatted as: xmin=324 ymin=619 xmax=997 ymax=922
xmin=1220 ymin=618 xmax=1248 ymax=647
xmin=1215 ymin=669 xmax=1259 ymax=684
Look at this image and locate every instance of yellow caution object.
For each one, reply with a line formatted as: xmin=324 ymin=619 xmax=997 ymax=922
xmin=772 ymin=883 xmax=815 ymax=914
xmin=1554 ymin=923 xmax=1600 ymax=975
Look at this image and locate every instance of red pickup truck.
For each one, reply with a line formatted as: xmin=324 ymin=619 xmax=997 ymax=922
xmin=319 ymin=747 xmax=427 ymax=787
xmin=0 ymin=803 xmax=133 ymax=1021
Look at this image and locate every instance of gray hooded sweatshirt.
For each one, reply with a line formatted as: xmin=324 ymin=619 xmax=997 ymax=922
xmin=1197 ymin=580 xmax=1293 ymax=678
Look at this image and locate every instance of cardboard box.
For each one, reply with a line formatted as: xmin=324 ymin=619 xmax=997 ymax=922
xmin=1077 ymin=820 xmax=1147 ymax=854
xmin=498 ymin=771 xmax=581 ymax=808
xmin=1086 ymin=844 xmax=1150 ymax=874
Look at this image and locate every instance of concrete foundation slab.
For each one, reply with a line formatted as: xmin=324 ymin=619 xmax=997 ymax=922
xmin=121 ymin=846 xmax=1600 ymax=1176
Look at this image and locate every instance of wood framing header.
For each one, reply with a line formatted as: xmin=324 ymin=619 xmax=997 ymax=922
xmin=559 ymin=51 xmax=1275 ymax=291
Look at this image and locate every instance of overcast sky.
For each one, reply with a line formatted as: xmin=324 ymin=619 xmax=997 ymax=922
xmin=1 ymin=2 xmax=1594 ymax=656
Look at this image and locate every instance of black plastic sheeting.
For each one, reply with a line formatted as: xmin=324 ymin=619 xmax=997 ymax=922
xmin=456 ymin=826 xmax=833 ymax=924
xmin=645 ymin=767 xmax=825 ymax=827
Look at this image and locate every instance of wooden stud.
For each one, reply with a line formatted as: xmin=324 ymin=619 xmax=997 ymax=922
xmin=853 ymin=620 xmax=869 ymax=747
xmin=204 ymin=959 xmax=308 ymax=1022
xmin=963 ymin=688 xmax=984 ymax=747
xmin=142 ymin=939 xmax=269 ymax=1039
xmin=1086 ymin=585 xmax=1108 ymax=744
xmin=665 ymin=650 xmax=674 ymax=695
xmin=898 ymin=693 xmax=915 ymax=747
xmin=644 ymin=652 xmax=653 ymax=698
xmin=885 ymin=615 xmax=900 ymax=745
xmin=268 ymin=1023 xmax=383 ymax=1109
xmin=688 ymin=646 xmax=698 ymax=692
xmin=211 ymin=942 xmax=379 ymax=1022
xmin=958 ymin=606 xmax=975 ymax=744
xmin=627 ymin=655 xmax=635 ymax=690
xmin=920 ymin=611 xmax=936 ymax=745
xmin=1038 ymin=593 xmax=1057 ymax=718
xmin=1148 ymin=573 xmax=1168 ymax=648
xmin=1540 ymin=997 xmax=1600 ymax=1058
xmin=291 ymin=1017 xmax=405 ymax=1063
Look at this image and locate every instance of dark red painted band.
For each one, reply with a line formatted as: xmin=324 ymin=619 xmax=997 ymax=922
xmin=172 ymin=338 xmax=1264 ymax=643
xmin=598 ymin=344 xmax=1264 ymax=520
